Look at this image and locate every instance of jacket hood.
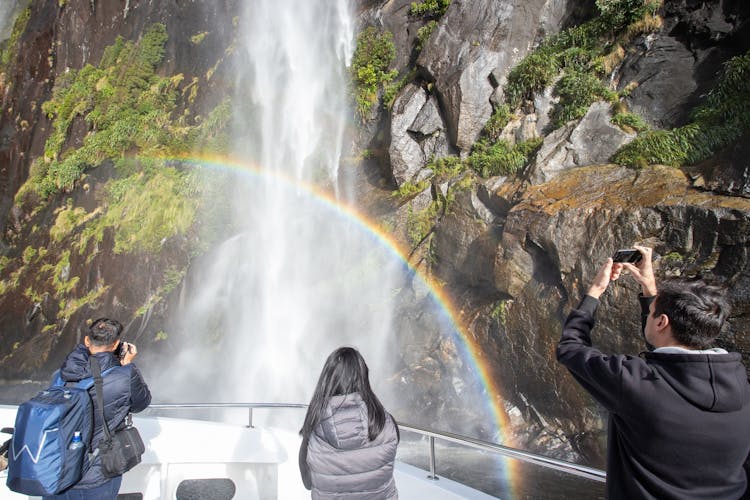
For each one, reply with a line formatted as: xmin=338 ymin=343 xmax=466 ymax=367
xmin=60 ymin=344 xmax=120 ymax=382
xmin=317 ymin=392 xmax=369 ymax=450
xmin=645 ymin=351 xmax=750 ymax=412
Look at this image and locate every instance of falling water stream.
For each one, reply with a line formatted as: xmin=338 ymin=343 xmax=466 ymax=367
xmin=148 ymin=0 xmax=521 ymax=496
xmin=151 ymin=0 xmax=496 ymax=431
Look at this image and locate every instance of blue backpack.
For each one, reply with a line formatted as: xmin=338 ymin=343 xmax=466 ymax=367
xmin=6 ymin=369 xmax=112 ymax=495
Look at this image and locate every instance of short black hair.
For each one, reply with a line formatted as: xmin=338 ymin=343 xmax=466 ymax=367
xmin=88 ymin=318 xmax=123 ymax=346
xmin=653 ymin=279 xmax=730 ymax=349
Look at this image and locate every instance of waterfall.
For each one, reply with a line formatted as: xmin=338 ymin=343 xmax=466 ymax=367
xmin=154 ymin=0 xmax=496 ymax=442
xmin=163 ymin=1 xmax=407 ymax=406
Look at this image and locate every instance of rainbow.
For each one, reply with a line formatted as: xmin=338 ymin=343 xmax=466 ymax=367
xmin=144 ymin=153 xmax=518 ymax=495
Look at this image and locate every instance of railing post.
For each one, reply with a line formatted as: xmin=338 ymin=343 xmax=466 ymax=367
xmin=427 ymin=435 xmax=439 ymax=480
xmin=247 ymin=407 xmax=254 ymax=428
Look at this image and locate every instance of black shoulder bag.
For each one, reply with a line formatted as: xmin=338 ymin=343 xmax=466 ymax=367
xmin=90 ymin=357 xmax=145 ymax=477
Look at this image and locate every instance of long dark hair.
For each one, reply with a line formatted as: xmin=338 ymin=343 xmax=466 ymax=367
xmin=300 ymin=347 xmax=386 ymax=441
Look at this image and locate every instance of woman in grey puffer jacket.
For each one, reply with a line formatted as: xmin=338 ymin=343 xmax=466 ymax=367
xmin=299 ymin=347 xmax=399 ymax=499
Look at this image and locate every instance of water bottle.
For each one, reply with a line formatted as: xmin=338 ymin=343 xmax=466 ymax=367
xmin=69 ymin=431 xmax=84 ymax=450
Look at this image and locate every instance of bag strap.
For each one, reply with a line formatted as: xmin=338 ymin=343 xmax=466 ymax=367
xmin=90 ymin=356 xmax=113 ymax=442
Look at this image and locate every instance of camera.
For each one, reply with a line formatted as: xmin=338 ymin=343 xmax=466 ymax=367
xmin=612 ymin=248 xmax=642 ymax=263
xmin=114 ymin=341 xmax=131 ymax=359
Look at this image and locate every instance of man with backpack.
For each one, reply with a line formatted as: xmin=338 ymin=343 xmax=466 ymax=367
xmin=44 ymin=318 xmax=151 ymax=499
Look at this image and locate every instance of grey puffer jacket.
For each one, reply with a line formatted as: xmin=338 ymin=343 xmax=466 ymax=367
xmin=301 ymin=393 xmax=399 ymax=499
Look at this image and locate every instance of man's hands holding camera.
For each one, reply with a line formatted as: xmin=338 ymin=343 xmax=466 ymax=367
xmin=116 ymin=341 xmax=138 ymax=365
xmin=587 ymin=245 xmax=657 ymax=299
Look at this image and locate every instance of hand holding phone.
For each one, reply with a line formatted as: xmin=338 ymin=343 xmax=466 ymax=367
xmin=612 ymin=248 xmax=642 ymax=263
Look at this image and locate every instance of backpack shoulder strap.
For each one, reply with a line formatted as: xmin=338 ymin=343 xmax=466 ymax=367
xmin=89 ymin=357 xmax=112 ymax=441
xmin=50 ymin=370 xmax=64 ymax=387
xmin=75 ymin=366 xmax=117 ymax=390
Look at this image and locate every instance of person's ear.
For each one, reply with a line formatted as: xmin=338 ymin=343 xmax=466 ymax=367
xmin=84 ymin=336 xmax=91 ymax=348
xmin=655 ymin=313 xmax=670 ymax=332
xmin=111 ymin=339 xmax=121 ymax=352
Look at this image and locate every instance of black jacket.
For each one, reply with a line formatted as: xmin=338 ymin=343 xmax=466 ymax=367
xmin=557 ymin=296 xmax=750 ymax=499
xmin=59 ymin=345 xmax=151 ymax=489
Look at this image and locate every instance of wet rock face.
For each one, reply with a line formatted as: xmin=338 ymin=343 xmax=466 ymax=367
xmin=0 ymin=0 xmax=237 ymax=377
xmin=1 ymin=0 xmax=237 ymax=233
xmin=416 ymin=0 xmax=586 ymax=153
xmin=686 ymin=131 xmax=750 ymax=199
xmin=526 ymin=102 xmax=636 ymax=184
xmin=460 ymin=165 xmax=750 ymax=464
xmin=619 ymin=0 xmax=750 ymax=128
xmin=617 ymin=35 xmax=698 ymax=128
xmin=407 ymin=161 xmax=750 ymax=463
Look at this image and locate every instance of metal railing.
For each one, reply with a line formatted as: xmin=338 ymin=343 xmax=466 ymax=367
xmin=146 ymin=403 xmax=606 ymax=484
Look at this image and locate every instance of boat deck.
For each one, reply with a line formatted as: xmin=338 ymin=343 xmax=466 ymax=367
xmin=0 ymin=404 xmax=605 ymax=499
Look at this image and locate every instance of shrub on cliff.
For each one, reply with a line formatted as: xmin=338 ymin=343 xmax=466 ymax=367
xmin=351 ymin=27 xmax=398 ymax=120
xmin=504 ymin=0 xmax=661 ymax=125
xmin=613 ymin=50 xmax=750 ymax=168
xmin=409 ymin=0 xmax=451 ymax=19
xmin=19 ymin=24 xmax=176 ymax=200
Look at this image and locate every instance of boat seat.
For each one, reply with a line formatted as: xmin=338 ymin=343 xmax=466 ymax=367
xmin=175 ymin=478 xmax=236 ymax=500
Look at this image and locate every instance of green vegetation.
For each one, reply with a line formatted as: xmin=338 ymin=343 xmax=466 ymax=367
xmin=550 ymin=71 xmax=617 ymax=127
xmin=0 ymin=6 xmax=30 ymax=72
xmin=99 ymin=167 xmax=197 ymax=254
xmin=19 ymin=24 xmax=228 ymax=203
xmin=613 ymin=50 xmax=750 ymax=167
xmin=51 ymin=250 xmax=78 ymax=295
xmin=611 ymin=111 xmax=650 ymax=133
xmin=19 ymin=24 xmax=173 ymax=199
xmin=22 ymin=246 xmax=37 ymax=265
xmin=505 ymin=51 xmax=562 ymax=110
xmin=468 ymin=138 xmax=543 ymax=177
xmin=409 ymin=0 xmax=451 ymax=18
xmin=394 ymin=180 xmax=430 ymax=199
xmin=490 ymin=299 xmax=510 ymax=327
xmin=406 ymin=200 xmax=442 ymax=247
xmin=482 ymin=104 xmax=512 ymax=143
xmin=383 ymin=70 xmax=417 ymax=110
xmin=403 ymin=171 xmax=475 ymax=248
xmin=190 ymin=32 xmax=209 ymax=45
xmin=351 ymin=27 xmax=398 ymax=119
xmin=431 ymin=155 xmax=466 ymax=180
xmin=60 ymin=286 xmax=109 ymax=321
xmin=423 ymin=135 xmax=541 ymax=181
xmin=504 ymin=0 xmax=661 ymax=126
xmin=596 ymin=0 xmax=661 ymax=33
xmin=134 ymin=266 xmax=186 ymax=318
xmin=10 ymin=23 xmax=232 ymax=259
xmin=50 ymin=199 xmax=97 ymax=243
xmin=416 ymin=21 xmax=438 ymax=51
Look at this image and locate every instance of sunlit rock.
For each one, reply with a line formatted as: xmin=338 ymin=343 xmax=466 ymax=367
xmin=526 ymin=102 xmax=636 ymax=184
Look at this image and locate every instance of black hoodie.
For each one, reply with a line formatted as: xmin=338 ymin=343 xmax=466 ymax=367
xmin=58 ymin=345 xmax=151 ymax=489
xmin=557 ymin=296 xmax=750 ymax=500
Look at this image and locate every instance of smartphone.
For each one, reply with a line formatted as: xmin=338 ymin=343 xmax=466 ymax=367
xmin=612 ymin=248 xmax=642 ymax=263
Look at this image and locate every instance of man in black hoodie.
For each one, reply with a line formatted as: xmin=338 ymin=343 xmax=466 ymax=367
xmin=43 ymin=318 xmax=151 ymax=500
xmin=557 ymin=246 xmax=750 ymax=499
